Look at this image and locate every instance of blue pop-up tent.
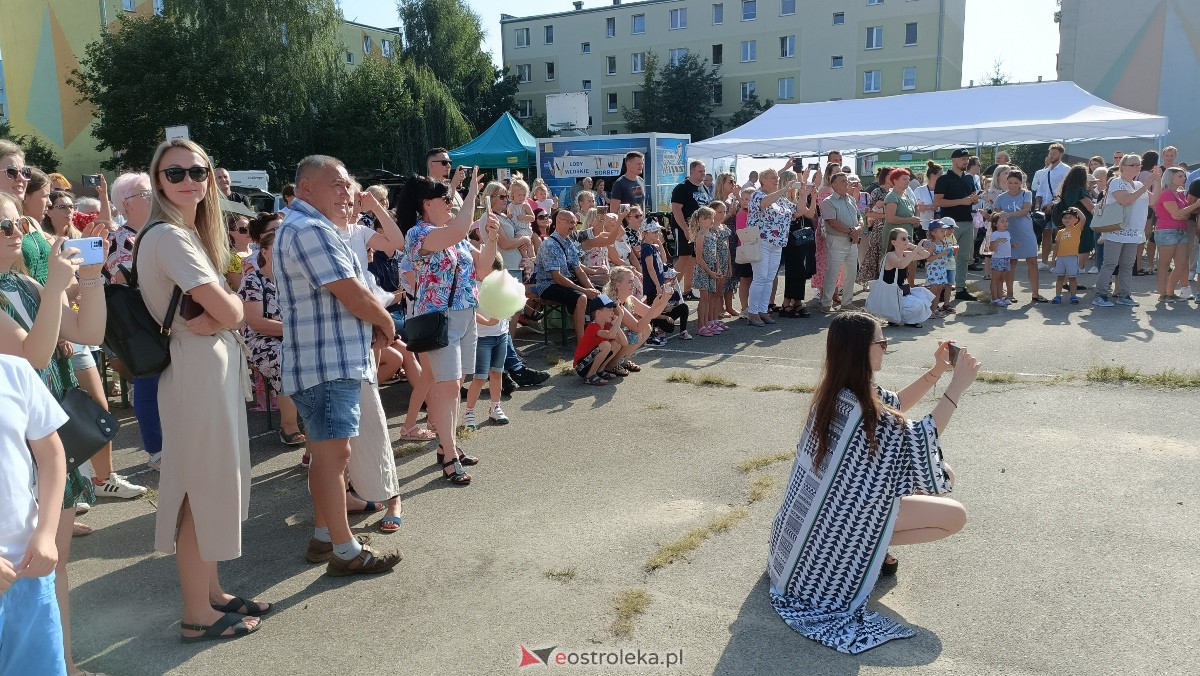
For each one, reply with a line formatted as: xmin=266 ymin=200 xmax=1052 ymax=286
xmin=449 ymin=112 xmax=537 ymax=168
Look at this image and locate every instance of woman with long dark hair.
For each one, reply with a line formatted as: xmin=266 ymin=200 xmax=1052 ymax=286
xmin=767 ymin=311 xmax=980 ymax=654
xmin=1135 ymin=150 xmax=1160 ymax=275
xmin=1055 ymin=164 xmax=1095 ymax=272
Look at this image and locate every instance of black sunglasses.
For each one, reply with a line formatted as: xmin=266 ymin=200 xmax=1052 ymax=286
xmin=433 ymin=159 xmax=452 ymax=166
xmin=0 ymin=219 xmax=17 ymax=237
xmin=229 ymin=225 xmax=249 ymax=234
xmin=159 ymin=166 xmax=210 ymax=184
xmin=535 ymin=214 xmax=550 ymax=219
xmin=4 ymin=166 xmax=32 ymax=181
xmin=872 ymin=338 xmax=889 ymax=349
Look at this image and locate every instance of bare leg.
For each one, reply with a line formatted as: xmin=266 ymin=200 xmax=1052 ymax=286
xmin=1026 ymin=258 xmax=1040 ymax=298
xmin=889 ymin=495 xmax=967 ymax=546
xmin=307 ymin=438 xmax=353 ymax=544
xmin=738 ymin=277 xmax=751 ymax=312
xmin=572 ymin=294 xmax=587 ymax=339
xmin=422 ymin=351 xmax=465 ymax=477
xmin=177 ymin=496 xmax=261 ymax=638
xmin=277 ymin=394 xmax=301 ymax=436
xmin=54 ymin=508 xmax=79 ymax=674
xmin=402 ymin=358 xmax=431 ymax=430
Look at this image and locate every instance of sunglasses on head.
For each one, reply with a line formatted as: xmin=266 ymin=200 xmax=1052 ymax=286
xmin=4 ymin=166 xmax=32 ymax=181
xmin=159 ymin=166 xmax=210 ymax=184
xmin=0 ymin=219 xmax=17 ymax=237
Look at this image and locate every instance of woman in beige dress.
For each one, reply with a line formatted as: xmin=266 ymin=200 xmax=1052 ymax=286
xmin=137 ymin=138 xmax=267 ymax=642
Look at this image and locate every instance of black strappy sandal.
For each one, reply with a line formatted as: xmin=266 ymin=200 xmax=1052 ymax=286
xmin=441 ymin=457 xmax=472 ymax=485
xmin=180 ymin=612 xmax=260 ymax=643
xmin=437 ymin=445 xmax=479 ymax=467
xmin=210 ymin=596 xmax=272 ymax=617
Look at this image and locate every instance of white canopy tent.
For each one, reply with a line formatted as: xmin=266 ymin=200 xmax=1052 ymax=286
xmin=689 ymin=81 xmax=1169 ymax=158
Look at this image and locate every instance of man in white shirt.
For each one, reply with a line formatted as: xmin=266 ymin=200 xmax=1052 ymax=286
xmin=1034 ymin=143 xmax=1069 ymax=267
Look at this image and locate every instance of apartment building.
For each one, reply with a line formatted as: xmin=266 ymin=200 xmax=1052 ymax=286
xmin=501 ymin=0 xmax=965 ymax=136
xmin=1057 ymin=0 xmax=1199 ymax=160
xmin=0 ymin=0 xmax=401 ymax=179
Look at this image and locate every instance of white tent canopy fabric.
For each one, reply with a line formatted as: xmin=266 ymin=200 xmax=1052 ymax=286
xmin=689 ymin=81 xmax=1169 ymax=157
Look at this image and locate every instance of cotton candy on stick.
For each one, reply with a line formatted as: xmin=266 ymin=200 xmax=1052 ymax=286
xmin=477 ymin=269 xmax=527 ymax=319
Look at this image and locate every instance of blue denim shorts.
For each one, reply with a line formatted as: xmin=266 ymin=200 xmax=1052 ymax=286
xmin=472 ymin=334 xmax=507 ymax=378
xmin=0 ymin=573 xmax=66 ymax=676
xmin=945 ymin=269 xmax=956 ymax=288
xmin=390 ymin=309 xmax=407 ymax=337
xmin=1153 ymin=228 xmax=1187 ymax=247
xmin=990 ymin=257 xmax=1012 ymax=272
xmin=291 ymin=378 xmax=361 ymax=442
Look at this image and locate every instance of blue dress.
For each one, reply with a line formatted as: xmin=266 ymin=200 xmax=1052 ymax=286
xmin=995 ymin=190 xmax=1037 ymax=259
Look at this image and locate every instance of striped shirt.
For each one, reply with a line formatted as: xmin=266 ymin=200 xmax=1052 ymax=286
xmin=273 ymin=198 xmax=374 ymax=395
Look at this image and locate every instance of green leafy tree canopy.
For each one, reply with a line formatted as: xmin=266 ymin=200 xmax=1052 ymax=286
xmin=729 ymin=93 xmax=773 ymax=129
xmin=0 ymin=121 xmax=61 ymax=172
xmin=622 ymin=51 xmax=722 ymax=141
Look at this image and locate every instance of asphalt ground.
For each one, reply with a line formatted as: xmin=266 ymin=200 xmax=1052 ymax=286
xmin=66 ymin=269 xmax=1200 ymax=676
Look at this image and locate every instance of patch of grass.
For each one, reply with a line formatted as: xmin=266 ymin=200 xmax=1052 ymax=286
xmin=737 ymin=450 xmax=796 ymax=473
xmin=545 ymin=567 xmax=577 ymax=583
xmin=611 ymin=589 xmax=652 ymax=638
xmin=665 ymin=371 xmax=738 ymax=388
xmin=555 ymin=360 xmax=576 ymax=376
xmin=1086 ymin=365 xmax=1200 ymax=389
xmin=392 ymin=442 xmax=431 ymax=460
xmin=456 ymin=426 xmax=478 ymax=441
xmin=646 ymin=402 xmax=671 ymax=411
xmin=975 ymin=371 xmax=1022 ymax=384
xmin=544 ymin=345 xmax=562 ymax=366
xmin=752 ymin=383 xmax=815 ymax=393
xmin=747 ymin=476 xmax=779 ymax=504
xmin=644 ymin=507 xmax=751 ymax=572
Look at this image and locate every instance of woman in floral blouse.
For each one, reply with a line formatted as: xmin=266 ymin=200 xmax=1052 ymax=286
xmin=746 ymin=167 xmax=797 ymax=327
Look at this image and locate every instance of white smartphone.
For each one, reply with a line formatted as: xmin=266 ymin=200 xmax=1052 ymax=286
xmin=63 ymin=237 xmax=105 ymax=266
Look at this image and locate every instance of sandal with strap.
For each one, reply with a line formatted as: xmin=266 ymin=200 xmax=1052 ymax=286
xmin=377 ymin=515 xmax=403 ymax=533
xmin=441 ymin=458 xmax=472 ymax=485
xmin=620 ymin=360 xmax=642 ymax=372
xmin=180 ymin=611 xmax=260 ymax=643
xmin=211 ymin=596 xmax=273 ymax=617
xmin=399 ymin=425 xmax=437 ymax=441
xmin=278 ymin=430 xmax=306 ymax=446
xmin=437 ymin=445 xmax=479 ymax=467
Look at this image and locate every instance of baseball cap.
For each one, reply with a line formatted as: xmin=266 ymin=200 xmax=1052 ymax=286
xmin=950 ymin=149 xmax=971 ymax=159
xmin=937 ymin=216 xmax=957 ymax=229
xmin=639 ymin=220 xmax=662 ymax=233
xmin=586 ymin=294 xmax=618 ymax=313
xmin=928 ymin=219 xmax=953 ymax=230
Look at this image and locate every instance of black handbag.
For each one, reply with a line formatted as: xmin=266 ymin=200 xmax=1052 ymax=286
xmin=790 ymin=225 xmax=815 ymax=247
xmin=402 ymin=249 xmax=458 ymax=353
xmin=56 ymin=385 xmax=120 ymax=472
xmin=102 ymin=221 xmax=182 ymax=377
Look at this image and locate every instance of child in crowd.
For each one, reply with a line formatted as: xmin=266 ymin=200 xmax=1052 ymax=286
xmin=532 ymin=181 xmax=554 ymax=214
xmin=0 ymin=355 xmax=69 ymax=674
xmin=923 ymin=220 xmax=954 ymax=317
xmin=987 ymin=212 xmax=1014 ymax=306
xmin=1052 ymin=207 xmax=1084 ymax=304
xmin=709 ymin=200 xmax=738 ymax=318
xmin=464 ymin=255 xmax=511 ymax=429
xmin=573 ymin=295 xmax=627 ymax=385
xmin=506 ymin=179 xmax=537 ymax=273
xmin=690 ymin=206 xmax=729 ymax=336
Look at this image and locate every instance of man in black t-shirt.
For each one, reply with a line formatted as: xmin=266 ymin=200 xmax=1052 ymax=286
xmin=934 ymin=148 xmax=983 ymax=299
xmin=608 ymin=151 xmax=647 ymax=214
xmin=670 ymin=160 xmax=709 ymax=298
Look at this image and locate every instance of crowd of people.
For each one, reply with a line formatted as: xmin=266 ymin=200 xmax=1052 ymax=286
xmin=1 ymin=132 xmax=1197 ymax=669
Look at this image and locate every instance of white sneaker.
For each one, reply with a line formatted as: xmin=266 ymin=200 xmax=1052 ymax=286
xmin=489 ymin=404 xmax=510 ymax=425
xmin=463 ymin=408 xmax=478 ymax=430
xmin=1181 ymin=286 xmax=1195 ymax=301
xmin=76 ymin=501 xmax=91 ymax=515
xmin=148 ymin=452 xmax=162 ymax=471
xmin=1037 ymin=262 xmax=1049 ymax=271
xmin=94 ymin=472 xmax=148 ymax=500
xmin=1084 ymin=266 xmax=1099 ymax=274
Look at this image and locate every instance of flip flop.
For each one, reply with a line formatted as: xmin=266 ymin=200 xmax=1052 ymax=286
xmin=211 ymin=596 xmax=273 ymax=617
xmin=398 ymin=425 xmax=437 ymax=441
xmin=378 ymin=515 xmax=403 ymax=534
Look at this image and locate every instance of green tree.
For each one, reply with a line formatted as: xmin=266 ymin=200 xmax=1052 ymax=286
xmin=317 ymin=56 xmax=472 ymax=174
xmin=622 ymin=51 xmax=722 ymax=141
xmin=0 ymin=121 xmax=60 ymax=172
xmin=729 ymin=93 xmax=773 ymax=128
xmin=521 ymin=113 xmax=552 ymax=140
xmin=397 ymin=0 xmax=519 ymax=134
xmin=1002 ymin=143 xmax=1051 ymax=177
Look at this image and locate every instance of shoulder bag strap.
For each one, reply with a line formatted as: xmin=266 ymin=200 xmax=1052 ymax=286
xmin=129 ymin=220 xmax=183 ymax=335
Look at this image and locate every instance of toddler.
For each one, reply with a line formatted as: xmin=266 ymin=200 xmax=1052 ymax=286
xmin=987 ymin=212 xmax=1014 ymax=306
xmin=573 ymin=296 xmax=627 ymax=385
xmin=1052 ymin=207 xmax=1084 ymax=304
xmin=922 ymin=220 xmax=954 ymax=317
xmin=465 ymin=254 xmax=511 ymax=429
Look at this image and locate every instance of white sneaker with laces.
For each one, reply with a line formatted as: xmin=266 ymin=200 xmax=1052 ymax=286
xmin=489 ymin=404 xmax=510 ymax=425
xmin=95 ymin=472 xmax=148 ymax=500
xmin=464 ymin=408 xmax=478 ymax=430
xmin=1084 ymin=266 xmax=1099 ymax=274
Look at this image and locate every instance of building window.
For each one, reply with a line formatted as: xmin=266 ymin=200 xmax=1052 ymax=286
xmin=517 ymin=64 xmax=532 ymax=82
xmin=382 ymin=39 xmax=393 ymax=58
xmin=583 ymin=79 xmax=592 ymax=91
xmin=780 ymin=35 xmax=795 ymax=58
xmin=632 ymin=14 xmax=645 ymax=34
xmin=545 ymin=25 xmax=554 ymax=44
xmin=741 ymin=40 xmax=756 ymax=62
xmin=833 ymin=12 xmax=845 ymax=25
xmin=712 ymin=44 xmax=723 ymax=65
xmin=905 ymin=22 xmax=918 ymax=46
xmin=581 ymin=42 xmax=591 ymax=54
xmin=866 ymin=26 xmax=883 ymax=49
xmin=669 ymin=48 xmax=689 ymax=66
xmin=740 ymin=81 xmax=756 ymax=101
xmin=713 ymin=3 xmax=724 ymax=24
xmin=346 ymin=51 xmax=355 ymax=64
xmin=632 ymin=91 xmax=643 ymax=110
xmin=712 ymin=83 xmax=723 ymax=105
xmin=778 ymin=77 xmax=794 ymax=100
xmin=670 ymin=8 xmax=688 ymax=29
xmin=606 ymin=17 xmax=616 ymax=37
xmin=831 ymin=55 xmax=844 ymax=68
xmin=632 ymin=52 xmax=646 ymax=73
xmin=516 ymin=28 xmax=530 ymax=48
xmin=363 ymin=36 xmax=372 ymax=55
xmin=902 ymin=66 xmax=917 ymax=90
xmin=122 ymin=0 xmax=135 ymax=11
xmin=608 ymin=93 xmax=619 ymax=112
xmin=742 ymin=0 xmax=757 ymax=21
xmin=864 ymin=70 xmax=881 ymax=93
xmin=546 ymin=62 xmax=555 ymax=81
xmin=518 ymin=100 xmax=534 ymax=118
xmin=607 ymin=56 xmax=617 ymax=75
xmin=780 ymin=0 xmax=796 ymax=15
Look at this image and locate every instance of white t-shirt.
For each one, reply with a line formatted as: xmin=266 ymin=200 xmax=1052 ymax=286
xmin=1104 ymin=178 xmax=1149 ymax=244
xmin=0 ymin=354 xmax=69 ymax=564
xmin=476 ymin=312 xmax=509 ymax=337
xmin=988 ymin=230 xmax=1012 ymax=258
xmin=339 ymin=222 xmax=396 ymax=306
xmin=915 ymin=185 xmax=936 ymax=226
